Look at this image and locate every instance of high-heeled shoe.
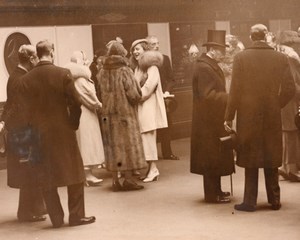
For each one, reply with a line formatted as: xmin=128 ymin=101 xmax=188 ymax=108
xmin=85 ymin=178 xmax=103 ymax=187
xmin=143 ymin=169 xmax=159 ymax=183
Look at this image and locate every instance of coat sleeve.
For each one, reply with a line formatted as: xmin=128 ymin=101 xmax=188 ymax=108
xmin=74 ymin=77 xmax=102 ymax=111
xmin=279 ymin=55 xmax=296 ymax=108
xmin=63 ymin=70 xmax=82 ymax=130
xmin=140 ymin=66 xmax=160 ymax=102
xmin=225 ymin=56 xmax=241 ymax=121
xmin=121 ymin=67 xmax=142 ymax=105
xmin=194 ymin=65 xmax=227 ymax=110
xmin=0 ymin=77 xmax=14 ymax=123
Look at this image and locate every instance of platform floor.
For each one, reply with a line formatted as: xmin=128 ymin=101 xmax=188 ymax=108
xmin=0 ymin=138 xmax=299 ymax=240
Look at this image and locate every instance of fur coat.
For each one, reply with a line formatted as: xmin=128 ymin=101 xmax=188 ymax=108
xmin=134 ymin=51 xmax=168 ymax=133
xmin=97 ymin=55 xmax=147 ymax=171
xmin=65 ymin=62 xmax=105 ymax=167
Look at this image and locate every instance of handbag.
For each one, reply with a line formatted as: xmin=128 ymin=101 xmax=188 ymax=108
xmin=7 ymin=125 xmax=40 ymax=164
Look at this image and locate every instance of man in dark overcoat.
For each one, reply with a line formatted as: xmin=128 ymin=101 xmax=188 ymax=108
xmin=190 ymin=30 xmax=234 ymax=203
xmin=0 ymin=45 xmax=46 ymax=222
xmin=19 ymin=40 xmax=95 ymax=227
xmin=147 ymin=35 xmax=179 ymax=160
xmin=224 ymin=24 xmax=295 ymax=212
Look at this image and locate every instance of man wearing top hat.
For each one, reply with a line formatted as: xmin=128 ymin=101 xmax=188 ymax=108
xmin=190 ymin=30 xmax=234 ymax=203
xmin=224 ymin=24 xmax=295 ymax=212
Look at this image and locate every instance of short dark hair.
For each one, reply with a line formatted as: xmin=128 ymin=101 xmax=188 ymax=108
xmin=36 ymin=40 xmax=54 ymax=58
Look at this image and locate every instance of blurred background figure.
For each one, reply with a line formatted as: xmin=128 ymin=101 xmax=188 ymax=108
xmin=130 ymin=38 xmax=168 ymax=183
xmin=146 ymin=35 xmax=179 ymax=160
xmin=0 ymin=44 xmax=47 ymax=222
xmin=266 ymin=31 xmax=300 ymax=182
xmin=89 ymin=49 xmax=107 ymax=88
xmin=97 ymin=41 xmax=146 ymax=191
xmin=65 ymin=50 xmax=105 ymax=186
xmin=219 ymin=34 xmax=245 ymax=93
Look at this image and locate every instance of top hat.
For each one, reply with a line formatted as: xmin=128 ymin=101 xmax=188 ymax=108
xmin=202 ymin=30 xmax=229 ymax=48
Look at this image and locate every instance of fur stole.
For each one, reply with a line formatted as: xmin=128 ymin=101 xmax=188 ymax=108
xmin=138 ymin=51 xmax=163 ymax=72
xmin=103 ymin=55 xmax=129 ymax=69
xmin=64 ymin=62 xmax=91 ymax=80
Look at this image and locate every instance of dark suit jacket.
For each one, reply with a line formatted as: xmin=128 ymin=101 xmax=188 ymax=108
xmin=19 ymin=61 xmax=85 ymax=188
xmin=159 ymin=55 xmax=176 ymax=92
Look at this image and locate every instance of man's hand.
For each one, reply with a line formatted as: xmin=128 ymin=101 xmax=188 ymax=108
xmin=224 ymin=120 xmax=232 ymax=133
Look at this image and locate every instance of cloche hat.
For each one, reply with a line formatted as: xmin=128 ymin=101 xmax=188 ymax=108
xmin=130 ymin=39 xmax=148 ymax=53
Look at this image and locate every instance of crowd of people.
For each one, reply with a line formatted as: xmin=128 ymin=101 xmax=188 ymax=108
xmin=0 ymin=23 xmax=300 ymax=228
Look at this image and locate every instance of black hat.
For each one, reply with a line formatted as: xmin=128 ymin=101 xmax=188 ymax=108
xmin=202 ymin=30 xmax=229 ymax=48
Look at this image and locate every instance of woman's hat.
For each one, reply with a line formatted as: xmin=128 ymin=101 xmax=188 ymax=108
xmin=107 ymin=41 xmax=128 ymax=57
xmin=130 ymin=39 xmax=148 ymax=53
xmin=202 ymin=30 xmax=229 ymax=48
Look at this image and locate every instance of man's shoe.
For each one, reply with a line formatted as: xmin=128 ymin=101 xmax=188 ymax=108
xmin=271 ymin=203 xmax=282 ymax=210
xmin=288 ymin=173 xmax=300 ymax=182
xmin=205 ymin=195 xmax=231 ymax=204
xmin=123 ymin=180 xmax=144 ymax=191
xmin=278 ymin=169 xmax=289 ymax=180
xmin=234 ymin=203 xmax=255 ymax=212
xmin=164 ymin=154 xmax=179 ymax=160
xmin=18 ymin=215 xmax=47 ymax=222
xmin=220 ymin=191 xmax=231 ymax=197
xmin=69 ymin=216 xmax=96 ymax=227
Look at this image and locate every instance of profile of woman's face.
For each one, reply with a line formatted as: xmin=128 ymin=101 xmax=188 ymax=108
xmin=133 ymin=44 xmax=145 ymax=61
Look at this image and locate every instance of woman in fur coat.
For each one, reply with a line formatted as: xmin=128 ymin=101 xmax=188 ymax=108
xmin=130 ymin=39 xmax=168 ymax=183
xmin=65 ymin=51 xmax=105 ymax=186
xmin=97 ymin=41 xmax=147 ymax=191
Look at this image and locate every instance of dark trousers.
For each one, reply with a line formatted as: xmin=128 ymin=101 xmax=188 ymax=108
xmin=42 ymin=182 xmax=85 ymax=226
xmin=243 ymin=168 xmax=280 ymax=206
xmin=203 ymin=175 xmax=222 ymax=201
xmin=17 ymin=187 xmax=46 ymax=220
xmin=158 ymin=112 xmax=173 ymax=157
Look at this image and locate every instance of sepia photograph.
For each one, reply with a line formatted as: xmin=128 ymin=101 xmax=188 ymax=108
xmin=0 ymin=0 xmax=299 ymax=239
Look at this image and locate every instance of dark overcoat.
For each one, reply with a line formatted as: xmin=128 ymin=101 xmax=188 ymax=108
xmin=97 ymin=55 xmax=147 ymax=172
xmin=190 ymin=53 xmax=234 ymax=176
xmin=19 ymin=61 xmax=85 ymax=188
xmin=1 ymin=66 xmax=40 ymax=188
xmin=225 ymin=42 xmax=295 ymax=168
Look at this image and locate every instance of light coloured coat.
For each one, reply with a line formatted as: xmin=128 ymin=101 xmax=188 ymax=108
xmin=134 ymin=51 xmax=168 ymax=133
xmin=65 ymin=62 xmax=105 ymax=167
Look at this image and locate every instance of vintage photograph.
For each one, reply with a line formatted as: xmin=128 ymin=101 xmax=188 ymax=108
xmin=0 ymin=0 xmax=299 ymax=239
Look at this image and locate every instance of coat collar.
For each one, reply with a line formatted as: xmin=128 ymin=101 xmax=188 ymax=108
xmin=197 ymin=53 xmax=221 ymax=72
xmin=36 ymin=60 xmax=53 ymax=67
xmin=247 ymin=41 xmax=274 ymax=50
xmin=103 ymin=55 xmax=129 ymax=69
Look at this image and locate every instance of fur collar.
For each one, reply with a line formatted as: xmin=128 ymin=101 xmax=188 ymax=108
xmin=103 ymin=55 xmax=129 ymax=69
xmin=138 ymin=51 xmax=163 ymax=71
xmin=64 ymin=62 xmax=91 ymax=80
